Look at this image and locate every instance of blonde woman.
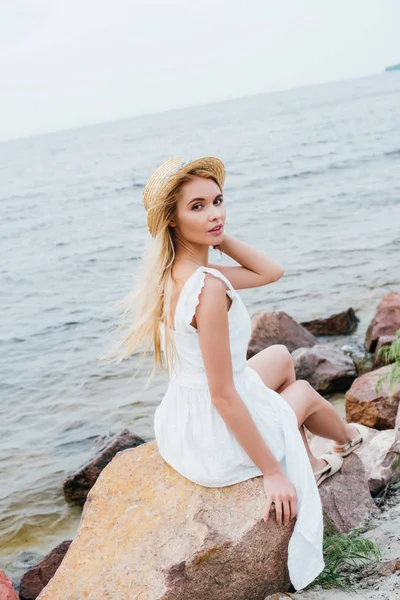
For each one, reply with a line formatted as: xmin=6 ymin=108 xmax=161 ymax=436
xmin=107 ymin=156 xmax=366 ymax=591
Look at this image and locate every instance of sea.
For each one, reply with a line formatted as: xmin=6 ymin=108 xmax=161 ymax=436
xmin=1 ymin=72 xmax=399 ymax=584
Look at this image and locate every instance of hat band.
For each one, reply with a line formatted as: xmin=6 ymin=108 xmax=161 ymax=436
xmin=160 ymin=159 xmax=191 ymax=182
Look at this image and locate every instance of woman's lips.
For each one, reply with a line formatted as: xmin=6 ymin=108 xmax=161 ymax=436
xmin=208 ymin=225 xmax=223 ymax=235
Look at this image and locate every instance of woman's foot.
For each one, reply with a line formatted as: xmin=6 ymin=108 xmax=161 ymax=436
xmin=313 ymin=453 xmax=344 ymax=487
xmin=332 ymin=423 xmax=367 ymax=457
xmin=313 ymin=457 xmax=328 ymax=484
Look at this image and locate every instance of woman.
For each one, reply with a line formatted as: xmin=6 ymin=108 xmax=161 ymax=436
xmin=106 ymin=156 xmax=366 ymax=591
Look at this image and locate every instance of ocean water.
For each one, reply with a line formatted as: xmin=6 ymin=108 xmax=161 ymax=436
xmin=1 ymin=72 xmax=400 ymax=581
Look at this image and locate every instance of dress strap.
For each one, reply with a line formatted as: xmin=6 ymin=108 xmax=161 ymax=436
xmin=174 ymin=266 xmax=236 ymax=333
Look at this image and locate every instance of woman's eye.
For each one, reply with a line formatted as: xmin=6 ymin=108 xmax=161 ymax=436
xmin=192 ymin=197 xmax=223 ymax=210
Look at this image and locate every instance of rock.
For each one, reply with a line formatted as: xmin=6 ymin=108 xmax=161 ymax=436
xmin=38 ymin=441 xmax=296 ymax=600
xmin=356 ymin=429 xmax=400 ymax=496
xmin=301 ymin=308 xmax=359 ymax=336
xmin=247 ymin=311 xmax=317 ymax=358
xmin=310 ymin=426 xmax=400 ymax=497
xmin=291 ymin=344 xmax=357 ymax=395
xmin=373 ymin=335 xmax=396 ymax=369
xmin=19 ymin=540 xmax=72 ymax=600
xmin=377 ymin=558 xmax=400 ymax=577
xmin=394 ymin=402 xmax=400 ymax=444
xmin=345 ymin=366 xmax=400 ymax=429
xmin=63 ymin=428 xmax=145 ymax=504
xmin=0 ymin=570 xmax=19 ymax=600
xmin=342 ymin=338 xmax=373 ymax=375
xmin=317 ymin=453 xmax=380 ymax=531
xmin=365 ymin=292 xmax=400 ymax=352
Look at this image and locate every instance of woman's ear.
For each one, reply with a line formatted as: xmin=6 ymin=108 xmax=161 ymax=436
xmin=169 ymin=220 xmax=176 ymax=228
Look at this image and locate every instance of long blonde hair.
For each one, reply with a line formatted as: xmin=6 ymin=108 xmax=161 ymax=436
xmin=100 ymin=168 xmax=222 ymax=388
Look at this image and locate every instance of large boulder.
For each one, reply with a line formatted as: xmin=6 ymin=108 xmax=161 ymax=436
xmin=306 ymin=440 xmax=380 ymax=531
xmin=365 ymin=292 xmax=400 ymax=352
xmin=345 ymin=366 xmax=400 ymax=429
xmin=38 ymin=441 xmax=296 ymax=600
xmin=19 ymin=540 xmax=72 ymax=600
xmin=319 ymin=453 xmax=380 ymax=530
xmin=247 ymin=312 xmax=317 ymax=358
xmin=291 ymin=345 xmax=357 ymax=395
xmin=0 ymin=570 xmax=19 ymax=600
xmin=301 ymin=308 xmax=359 ymax=336
xmin=63 ymin=428 xmax=145 ymax=504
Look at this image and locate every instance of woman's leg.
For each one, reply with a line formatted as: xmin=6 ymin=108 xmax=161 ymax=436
xmin=247 ymin=345 xmax=359 ymax=474
xmin=247 ymin=345 xmax=321 ymax=470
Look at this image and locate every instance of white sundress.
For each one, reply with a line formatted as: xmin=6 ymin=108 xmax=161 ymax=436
xmin=154 ymin=266 xmax=325 ymax=590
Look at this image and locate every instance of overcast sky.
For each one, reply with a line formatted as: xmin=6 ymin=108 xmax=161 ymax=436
xmin=1 ymin=0 xmax=399 ymax=141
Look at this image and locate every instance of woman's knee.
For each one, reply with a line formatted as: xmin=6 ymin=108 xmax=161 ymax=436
xmin=272 ymin=344 xmax=294 ymax=372
xmin=293 ymin=379 xmax=322 ymax=409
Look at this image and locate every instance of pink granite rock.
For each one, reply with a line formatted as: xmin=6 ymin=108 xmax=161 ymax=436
xmin=317 ymin=453 xmax=380 ymax=531
xmin=0 ymin=570 xmax=19 ymax=600
xmin=365 ymin=292 xmax=400 ymax=352
xmin=38 ymin=441 xmax=297 ymax=600
xmin=19 ymin=541 xmax=72 ymax=600
xmin=345 ymin=366 xmax=400 ymax=429
xmin=356 ymin=429 xmax=399 ymax=495
xmin=291 ymin=344 xmax=357 ymax=395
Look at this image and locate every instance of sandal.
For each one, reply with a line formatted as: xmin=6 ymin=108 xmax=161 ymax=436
xmin=314 ymin=452 xmax=344 ymax=487
xmin=331 ymin=423 xmax=368 ymax=457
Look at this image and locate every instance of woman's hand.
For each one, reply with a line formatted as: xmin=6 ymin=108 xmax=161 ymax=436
xmin=262 ymin=470 xmax=298 ymax=526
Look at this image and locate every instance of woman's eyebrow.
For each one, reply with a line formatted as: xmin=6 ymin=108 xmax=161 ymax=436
xmin=187 ymin=193 xmax=222 ymax=206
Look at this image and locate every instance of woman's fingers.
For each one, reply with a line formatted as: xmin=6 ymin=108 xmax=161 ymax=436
xmin=263 ymin=496 xmax=273 ymax=523
xmin=274 ymin=499 xmax=283 ymax=526
xmin=282 ymin=499 xmax=291 ymax=526
xmin=264 ymin=494 xmax=298 ymax=526
xmin=290 ymin=495 xmax=298 ymax=521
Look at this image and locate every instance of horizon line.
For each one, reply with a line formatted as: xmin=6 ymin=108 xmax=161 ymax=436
xmin=0 ymin=68 xmax=388 ymax=144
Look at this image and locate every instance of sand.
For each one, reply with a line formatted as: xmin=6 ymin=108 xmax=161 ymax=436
xmin=294 ymin=480 xmax=400 ymax=600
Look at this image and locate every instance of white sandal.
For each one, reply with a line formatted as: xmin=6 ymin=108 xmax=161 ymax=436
xmin=314 ymin=452 xmax=344 ymax=487
xmin=332 ymin=423 xmax=368 ymax=457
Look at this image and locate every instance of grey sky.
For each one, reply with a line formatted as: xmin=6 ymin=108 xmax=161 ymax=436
xmin=1 ymin=0 xmax=399 ymax=141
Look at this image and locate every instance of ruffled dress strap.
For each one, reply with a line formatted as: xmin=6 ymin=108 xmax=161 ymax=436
xmin=174 ymin=266 xmax=236 ymax=334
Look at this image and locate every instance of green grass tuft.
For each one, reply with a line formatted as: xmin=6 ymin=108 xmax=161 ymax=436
xmin=375 ymin=329 xmax=400 ymax=403
xmin=305 ymin=514 xmax=382 ymax=591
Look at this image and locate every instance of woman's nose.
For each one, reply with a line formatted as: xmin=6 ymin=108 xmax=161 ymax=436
xmin=209 ymin=205 xmax=223 ymax=219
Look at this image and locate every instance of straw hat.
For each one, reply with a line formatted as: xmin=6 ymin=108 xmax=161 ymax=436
xmin=142 ymin=156 xmax=226 ymax=237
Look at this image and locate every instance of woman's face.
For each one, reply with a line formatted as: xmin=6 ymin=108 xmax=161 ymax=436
xmin=170 ymin=176 xmax=226 ymax=245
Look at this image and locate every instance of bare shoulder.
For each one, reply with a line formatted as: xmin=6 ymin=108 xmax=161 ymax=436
xmin=193 ymin=272 xmax=231 ymax=330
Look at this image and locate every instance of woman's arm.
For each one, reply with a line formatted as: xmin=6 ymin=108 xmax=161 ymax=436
xmin=196 ymin=273 xmax=282 ymax=476
xmin=195 ymin=273 xmax=297 ymax=525
xmin=208 ymin=233 xmax=284 ymax=290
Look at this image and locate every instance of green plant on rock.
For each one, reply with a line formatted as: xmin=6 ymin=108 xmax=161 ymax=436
xmin=305 ymin=514 xmax=381 ymax=591
xmin=375 ymin=329 xmax=400 ymax=404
